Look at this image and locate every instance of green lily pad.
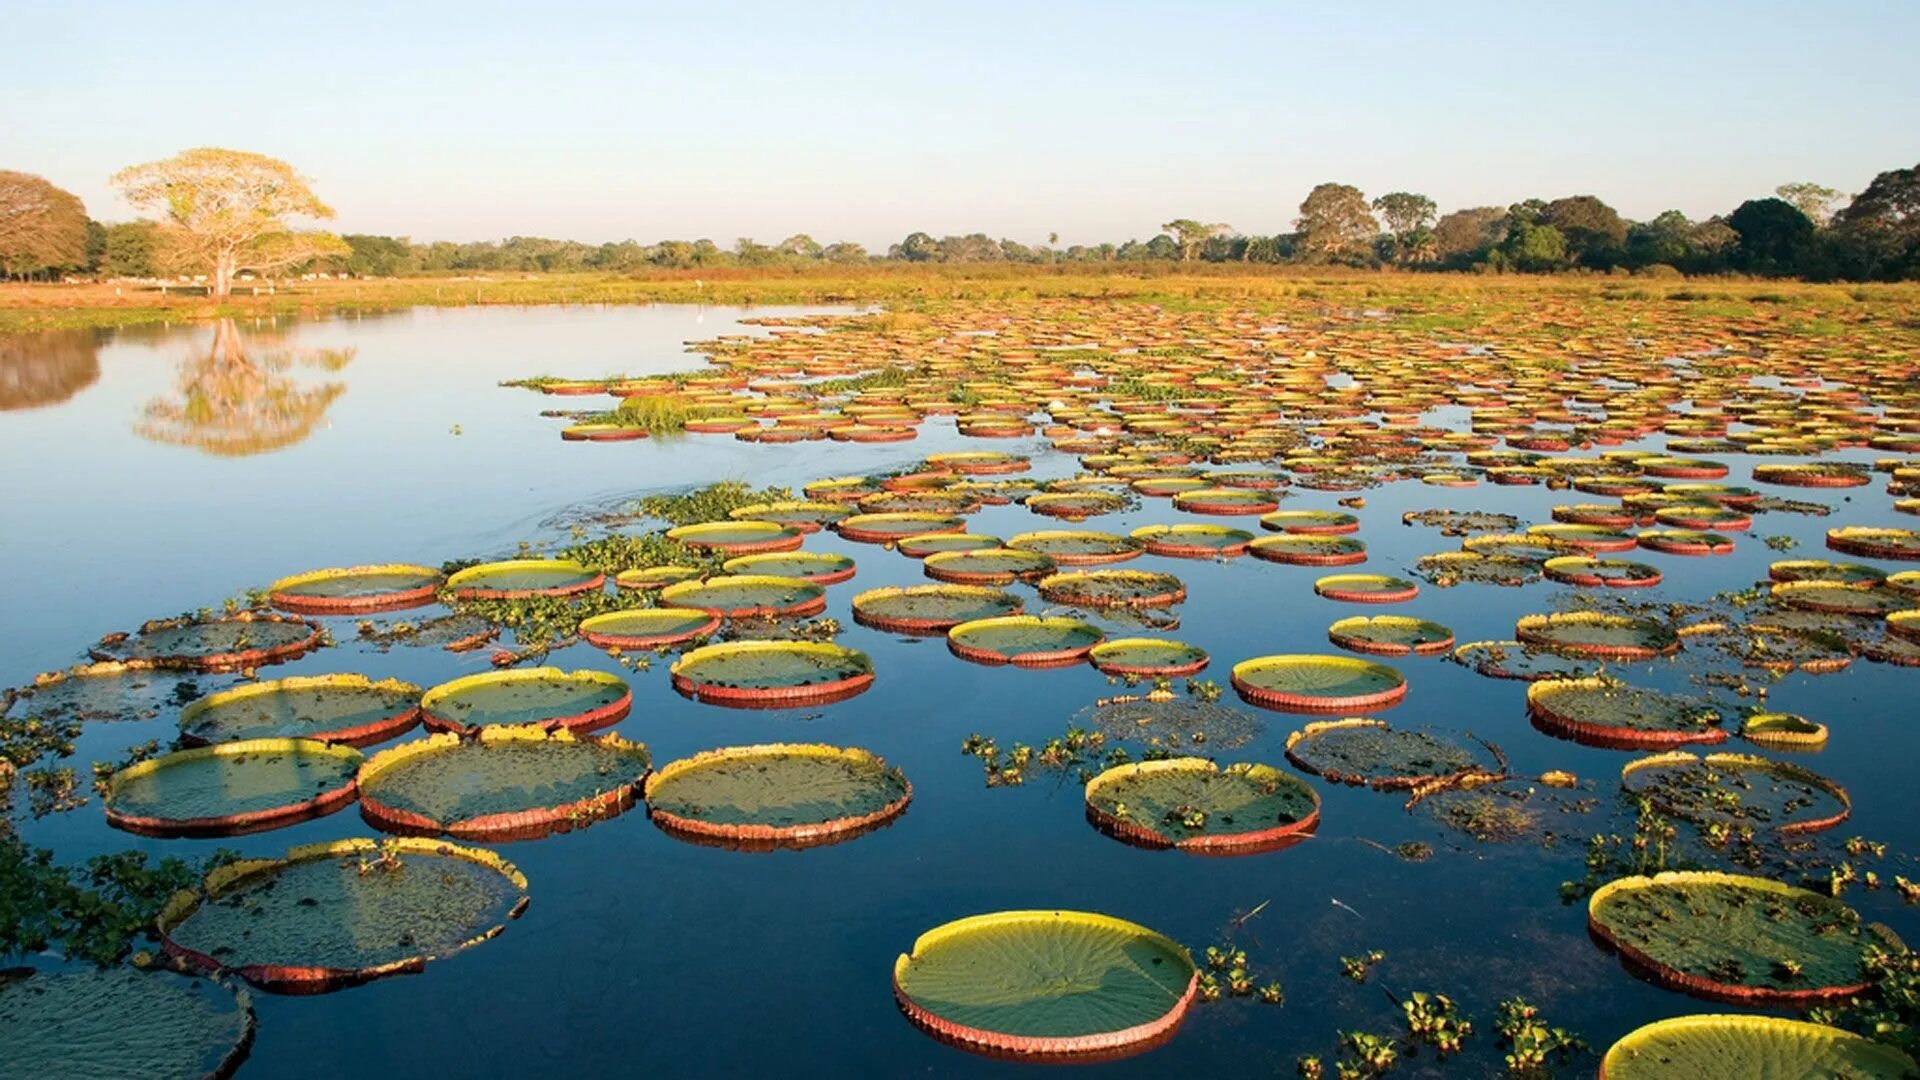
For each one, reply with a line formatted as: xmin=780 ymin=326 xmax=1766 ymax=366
xmin=358 ymin=726 xmax=651 ymax=838
xmin=105 ymin=738 xmax=363 ymax=836
xmin=178 ymin=675 xmax=420 ymax=746
xmin=1621 ymin=752 xmax=1850 ymax=834
xmin=644 ymin=743 xmax=909 ymax=847
xmin=0 ymin=966 xmax=254 ymax=1079
xmin=1601 ymin=1014 xmax=1918 ymax=1079
xmin=1084 ymin=758 xmax=1318 ymax=850
xmin=1284 ymin=718 xmax=1486 ymax=789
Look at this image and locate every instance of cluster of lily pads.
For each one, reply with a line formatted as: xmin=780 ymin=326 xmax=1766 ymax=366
xmin=8 ymin=295 xmax=1920 ymax=1075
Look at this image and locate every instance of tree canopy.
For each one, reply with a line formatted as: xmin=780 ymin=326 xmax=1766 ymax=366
xmin=111 ymin=148 xmax=348 ymax=296
xmin=1296 ymin=183 xmax=1377 ymax=262
xmin=0 ymin=171 xmax=89 ymax=279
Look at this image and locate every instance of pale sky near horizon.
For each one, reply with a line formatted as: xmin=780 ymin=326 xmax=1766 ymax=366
xmin=5 ymin=0 xmax=1917 ymax=249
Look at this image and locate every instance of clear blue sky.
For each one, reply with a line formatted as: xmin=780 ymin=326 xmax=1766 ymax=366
xmin=4 ymin=1 xmax=1916 ymax=248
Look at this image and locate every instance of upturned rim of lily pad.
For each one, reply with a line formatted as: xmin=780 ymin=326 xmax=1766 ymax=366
xmin=178 ymin=673 xmax=422 ymax=748
xmin=1598 ymin=1014 xmax=1919 ymax=1080
xmin=264 ymin=564 xmax=444 ymax=614
xmin=1082 ymin=757 xmax=1319 ymax=852
xmin=445 ymin=558 xmax=605 ymax=600
xmin=419 ymin=667 xmax=632 ymax=735
xmin=105 ymin=737 xmax=364 ymax=837
xmin=668 ymin=639 xmax=875 ymax=706
xmin=642 ymin=742 xmax=910 ymax=849
xmin=947 ymin=615 xmax=1106 ymax=668
xmin=577 ymin=607 xmax=721 ymax=649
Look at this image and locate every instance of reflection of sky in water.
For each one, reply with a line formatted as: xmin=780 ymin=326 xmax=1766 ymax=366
xmin=3 ymin=304 xmax=1918 ymax=1078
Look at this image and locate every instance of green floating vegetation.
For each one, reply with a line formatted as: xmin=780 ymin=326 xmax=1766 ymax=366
xmin=892 ymin=910 xmax=1197 ymax=1058
xmin=178 ymin=674 xmax=420 ymax=746
xmin=1084 ymin=758 xmax=1319 ymax=851
xmin=643 ymin=743 xmax=908 ymax=847
xmin=161 ymin=837 xmax=528 ymax=992
xmin=1588 ymin=871 xmax=1880 ymax=1004
xmin=0 ymin=966 xmax=255 ymax=1079
xmin=1601 ymin=1014 xmax=1918 ymax=1079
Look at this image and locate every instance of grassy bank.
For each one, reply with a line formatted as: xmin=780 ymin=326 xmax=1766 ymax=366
xmin=3 ymin=265 xmax=1917 ymax=333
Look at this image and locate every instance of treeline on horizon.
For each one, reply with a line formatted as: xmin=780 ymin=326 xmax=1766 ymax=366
xmin=4 ymin=161 xmax=1918 ymax=284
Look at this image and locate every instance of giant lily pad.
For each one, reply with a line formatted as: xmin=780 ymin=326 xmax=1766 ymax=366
xmin=1543 ymin=556 xmax=1663 ymax=589
xmin=1129 ymin=523 xmax=1253 ymax=558
xmin=445 ymin=558 xmax=603 ymax=599
xmin=1587 ymin=871 xmax=1879 ymax=1004
xmin=1005 ymin=530 xmax=1143 ymax=566
xmin=1083 ymin=758 xmax=1318 ymax=852
xmin=1248 ymin=535 xmax=1367 ymax=566
xmin=721 ymin=551 xmax=857 ymax=584
xmin=892 ymin=910 xmax=1197 ymax=1060
xmin=924 ymin=547 xmax=1057 ymax=585
xmin=1327 ymin=615 xmax=1454 ymax=656
xmin=644 ymin=743 xmax=909 ymax=849
xmin=160 ymin=837 xmax=528 ymax=993
xmin=1087 ymin=638 xmax=1209 ymax=677
xmin=1528 ymin=677 xmax=1727 ymax=748
xmin=577 ymin=607 xmax=720 ymax=649
xmin=1284 ymin=718 xmax=1487 ymax=789
xmin=1515 ymin=611 xmax=1680 ymax=659
xmin=105 ymin=738 xmax=363 ymax=837
xmin=178 ymin=675 xmax=421 ymax=747
xmin=664 ymin=520 xmax=805 ymax=555
xmin=1231 ymin=655 xmax=1407 ymax=713
xmin=265 ymin=564 xmax=442 ymax=614
xmin=1313 ymin=573 xmax=1419 ymax=603
xmin=0 ymin=966 xmax=254 ymax=1079
xmin=851 ymin=585 xmax=1022 ymax=634
xmin=420 ymin=667 xmax=631 ymax=734
xmin=1259 ymin=509 xmax=1359 ymax=534
xmin=358 ymin=725 xmax=650 ymax=840
xmin=835 ymin=511 xmax=967 ymax=543
xmin=1600 ymin=1015 xmax=1918 ymax=1079
xmin=1037 ymin=569 xmax=1186 ymax=609
xmin=1413 ymin=551 xmax=1542 ymax=587
xmin=1620 ymin=752 xmax=1849 ymax=834
xmin=669 ymin=640 xmax=874 ymax=706
xmin=1450 ymin=640 xmax=1598 ymax=681
xmin=948 ymin=616 xmax=1105 ymax=667
xmin=91 ymin=613 xmax=322 ymax=672
xmin=658 ymin=574 xmax=827 ymax=618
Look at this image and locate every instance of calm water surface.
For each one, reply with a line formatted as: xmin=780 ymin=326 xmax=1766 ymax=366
xmin=1 ymin=305 xmax=1915 ymax=1077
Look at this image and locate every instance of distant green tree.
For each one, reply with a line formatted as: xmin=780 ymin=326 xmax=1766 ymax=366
xmin=1371 ymin=192 xmax=1436 ymax=263
xmin=1432 ymin=207 xmax=1508 ymax=266
xmin=84 ymin=220 xmax=108 ymax=273
xmin=0 ymin=170 xmax=90 ymax=278
xmin=1686 ymin=219 xmax=1739 ymax=273
xmin=1295 ymin=183 xmax=1377 ymax=261
xmin=1728 ymin=198 xmax=1814 ymax=275
xmin=1539 ymin=195 xmax=1627 ymax=267
xmin=1143 ymin=233 xmax=1179 ymax=260
xmin=734 ymin=237 xmax=776 ymax=265
xmin=822 ymin=241 xmax=868 ymax=263
xmin=1828 ymin=162 xmax=1920 ymax=280
xmin=1625 ymin=210 xmax=1692 ymax=268
xmin=895 ymin=232 xmax=940 ymax=262
xmin=775 ymin=234 xmax=823 ymax=259
xmin=103 ymin=221 xmax=160 ymax=277
xmin=1162 ymin=219 xmax=1228 ymax=261
xmin=1775 ymin=182 xmax=1844 ymax=227
xmin=1495 ymin=220 xmax=1569 ymax=272
xmin=341 ymin=234 xmax=415 ymax=276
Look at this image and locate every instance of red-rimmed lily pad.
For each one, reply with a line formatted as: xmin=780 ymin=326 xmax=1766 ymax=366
xmin=613 ymin=565 xmax=703 ymax=591
xmin=1770 ymin=580 xmax=1913 ymax=616
xmin=1515 ymin=611 xmax=1680 ymax=659
xmin=721 ymin=550 xmax=857 ymax=584
xmin=1740 ymin=711 xmax=1829 ymax=749
xmin=851 ymin=584 xmax=1022 ymax=634
xmin=91 ymin=613 xmax=323 ymax=673
xmin=1259 ymin=509 xmax=1359 ymax=534
xmin=924 ymin=547 xmax=1057 ymax=585
xmin=1313 ymin=573 xmax=1419 ymax=604
xmin=835 ymin=511 xmax=968 ymax=543
xmin=1249 ymin=535 xmax=1367 ymax=566
xmin=1767 ymin=560 xmax=1886 ymax=585
xmin=896 ymin=533 xmax=1002 ymax=558
xmin=1451 ymin=640 xmax=1598 ymax=681
xmin=1621 ymin=751 xmax=1849 ymax=834
xmin=446 ymin=559 xmax=604 ymax=600
xmin=1327 ymin=615 xmax=1454 ymax=656
xmin=1544 ymin=556 xmax=1664 ymax=588
xmin=1527 ymin=677 xmax=1727 ymax=748
xmin=892 ymin=910 xmax=1198 ymax=1061
xmin=1587 ymin=871 xmax=1879 ymax=1005
xmin=1638 ymin=529 xmax=1736 ymax=556
xmin=178 ymin=674 xmax=420 ymax=747
xmin=265 ymin=564 xmax=442 ymax=614
xmin=357 ymin=725 xmax=650 ymax=840
xmin=1129 ymin=523 xmax=1253 ymax=558
xmin=104 ymin=738 xmax=363 ymax=837
xmin=159 ymin=837 xmax=529 ymax=994
xmin=1827 ymin=526 xmax=1920 ymax=561
xmin=1005 ymin=530 xmax=1142 ymax=566
xmin=1171 ymin=487 xmax=1279 ymax=516
xmin=1087 ymin=638 xmax=1209 ymax=677
xmin=1037 ymin=569 xmax=1186 ymax=609
xmin=659 ymin=574 xmax=827 ymax=617
xmin=1753 ymin=462 xmax=1872 ymax=488
xmin=669 ymin=640 xmax=875 ymax=706
xmin=1599 ymin=1014 xmax=1918 ymax=1079
xmin=1284 ymin=718 xmax=1488 ymax=789
xmin=1083 ymin=758 xmax=1318 ymax=852
xmin=727 ymin=500 xmax=852 ymax=532
xmin=664 ymin=520 xmax=805 ymax=555
xmin=948 ymin=616 xmax=1105 ymax=668
xmin=577 ymin=607 xmax=720 ymax=649
xmin=644 ymin=742 xmax=909 ymax=850
xmin=420 ymin=667 xmax=631 ymax=734
xmin=1231 ymin=655 xmax=1407 ymax=713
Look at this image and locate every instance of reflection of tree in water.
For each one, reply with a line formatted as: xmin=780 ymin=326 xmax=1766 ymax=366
xmin=138 ymin=318 xmax=353 ymax=456
xmin=0 ymin=328 xmax=102 ymax=411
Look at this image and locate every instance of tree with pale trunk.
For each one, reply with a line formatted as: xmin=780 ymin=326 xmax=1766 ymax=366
xmin=1775 ymin=182 xmax=1844 ymax=227
xmin=1162 ymin=219 xmax=1231 ymax=262
xmin=1295 ymin=184 xmax=1377 ymax=261
xmin=111 ymin=149 xmax=347 ymax=297
xmin=0 ymin=171 xmax=90 ymax=279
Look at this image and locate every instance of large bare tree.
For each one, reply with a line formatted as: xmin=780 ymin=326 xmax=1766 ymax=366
xmin=0 ymin=171 xmax=89 ymax=278
xmin=111 ymin=148 xmax=347 ymax=297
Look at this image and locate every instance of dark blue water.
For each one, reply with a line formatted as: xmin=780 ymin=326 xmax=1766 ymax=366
xmin=2 ymin=306 xmax=1915 ymax=1078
